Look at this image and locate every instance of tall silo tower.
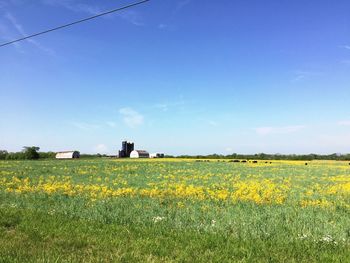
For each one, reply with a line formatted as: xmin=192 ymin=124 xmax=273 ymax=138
xmin=126 ymin=141 xmax=134 ymax=157
xmin=119 ymin=141 xmax=135 ymax=158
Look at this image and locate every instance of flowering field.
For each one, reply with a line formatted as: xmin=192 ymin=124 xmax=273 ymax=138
xmin=0 ymin=159 xmax=350 ymax=262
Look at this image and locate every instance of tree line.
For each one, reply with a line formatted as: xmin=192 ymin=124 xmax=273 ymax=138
xmin=0 ymin=147 xmax=110 ymax=160
xmin=175 ymin=153 xmax=350 ymax=161
xmin=0 ymin=147 xmax=56 ymax=160
xmin=1 ymin=148 xmax=349 ymax=161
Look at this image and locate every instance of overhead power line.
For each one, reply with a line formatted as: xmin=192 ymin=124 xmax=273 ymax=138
xmin=0 ymin=0 xmax=150 ymax=48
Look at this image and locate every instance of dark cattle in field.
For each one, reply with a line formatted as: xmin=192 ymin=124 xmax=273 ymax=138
xmin=305 ymin=163 xmax=308 ymax=165
xmin=241 ymin=160 xmax=247 ymax=163
xmin=252 ymin=161 xmax=258 ymax=163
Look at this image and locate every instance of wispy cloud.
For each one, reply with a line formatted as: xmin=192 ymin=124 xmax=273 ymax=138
xmin=292 ymin=74 xmax=305 ymax=82
xmin=340 ymin=59 xmax=350 ymax=65
xmin=3 ymin=12 xmax=54 ymax=54
xmin=71 ymin=121 xmax=100 ymax=130
xmin=153 ymin=98 xmax=185 ymax=112
xmin=339 ymin=45 xmax=350 ymax=65
xmin=0 ymin=1 xmax=7 ymax=8
xmin=338 ymin=120 xmax=350 ymax=126
xmin=42 ymin=0 xmax=101 ymax=15
xmin=0 ymin=0 xmax=21 ymax=9
xmin=106 ymin=121 xmax=117 ymax=128
xmin=119 ymin=107 xmax=144 ymax=128
xmin=157 ymin=23 xmax=177 ymax=31
xmin=255 ymin=125 xmax=305 ymax=136
xmin=118 ymin=10 xmax=144 ymax=26
xmin=339 ymin=45 xmax=350 ymax=50
xmin=158 ymin=0 xmax=191 ymax=31
xmin=196 ymin=117 xmax=219 ymax=127
xmin=0 ymin=20 xmax=23 ymax=51
xmin=154 ymin=103 xmax=169 ymax=112
xmin=158 ymin=23 xmax=168 ymax=30
xmin=175 ymin=0 xmax=191 ymax=12
xmin=291 ymin=70 xmax=320 ymax=82
xmin=208 ymin=120 xmax=218 ymax=127
xmin=42 ymin=0 xmax=145 ymax=26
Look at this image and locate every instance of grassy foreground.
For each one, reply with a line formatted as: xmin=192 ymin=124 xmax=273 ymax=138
xmin=0 ymin=159 xmax=349 ymax=262
xmin=1 ymin=205 xmax=349 ymax=262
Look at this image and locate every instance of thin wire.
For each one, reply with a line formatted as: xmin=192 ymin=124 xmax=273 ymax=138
xmin=0 ymin=0 xmax=150 ymax=48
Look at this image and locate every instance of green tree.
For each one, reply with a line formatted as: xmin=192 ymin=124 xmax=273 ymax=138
xmin=22 ymin=146 xmax=40 ymax=160
xmin=0 ymin=150 xmax=8 ymax=160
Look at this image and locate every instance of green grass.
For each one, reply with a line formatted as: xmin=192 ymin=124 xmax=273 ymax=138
xmin=1 ymin=206 xmax=349 ymax=263
xmin=0 ymin=159 xmax=349 ymax=262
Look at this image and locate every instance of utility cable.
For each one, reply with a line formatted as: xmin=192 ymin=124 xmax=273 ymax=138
xmin=0 ymin=0 xmax=150 ymax=48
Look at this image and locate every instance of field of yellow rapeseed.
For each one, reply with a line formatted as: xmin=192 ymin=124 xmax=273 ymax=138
xmin=1 ymin=159 xmax=349 ymax=208
xmin=1 ymin=158 xmax=350 ymax=262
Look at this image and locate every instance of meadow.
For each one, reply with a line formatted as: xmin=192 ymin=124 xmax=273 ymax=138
xmin=0 ymin=158 xmax=349 ymax=262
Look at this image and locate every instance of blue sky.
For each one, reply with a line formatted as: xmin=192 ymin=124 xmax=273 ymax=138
xmin=1 ymin=0 xmax=350 ymax=155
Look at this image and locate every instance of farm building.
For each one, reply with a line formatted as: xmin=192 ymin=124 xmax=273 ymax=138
xmin=118 ymin=141 xmax=134 ymax=158
xmin=130 ymin=150 xmax=150 ymax=158
xmin=55 ymin=151 xmax=80 ymax=159
xmin=150 ymin=153 xmax=165 ymax=158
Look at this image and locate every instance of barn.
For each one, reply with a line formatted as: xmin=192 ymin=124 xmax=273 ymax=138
xmin=55 ymin=151 xmax=80 ymax=159
xmin=130 ymin=150 xmax=150 ymax=158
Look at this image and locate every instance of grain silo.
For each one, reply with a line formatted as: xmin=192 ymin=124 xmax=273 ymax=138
xmin=118 ymin=141 xmax=134 ymax=158
xmin=130 ymin=150 xmax=150 ymax=158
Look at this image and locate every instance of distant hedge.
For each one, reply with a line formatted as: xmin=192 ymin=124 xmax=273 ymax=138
xmin=0 ymin=148 xmax=108 ymax=160
xmin=176 ymin=153 xmax=350 ymax=161
xmin=1 ymin=148 xmax=349 ymax=161
xmin=0 ymin=147 xmax=42 ymax=160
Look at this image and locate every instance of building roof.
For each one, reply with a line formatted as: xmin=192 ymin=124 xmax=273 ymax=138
xmin=132 ymin=150 xmax=149 ymax=154
xmin=56 ymin=151 xmax=78 ymax=153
